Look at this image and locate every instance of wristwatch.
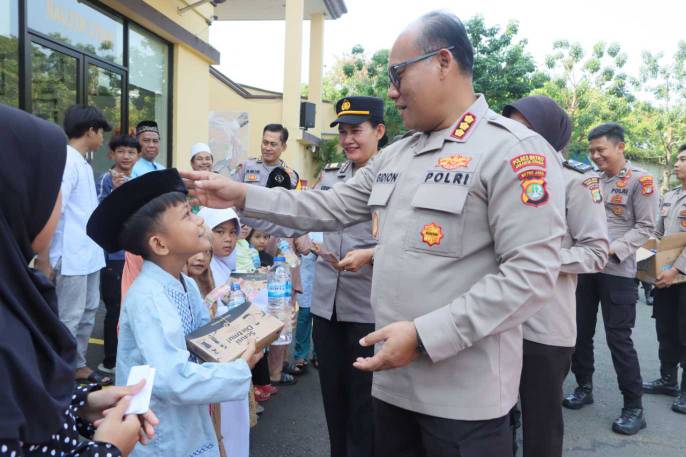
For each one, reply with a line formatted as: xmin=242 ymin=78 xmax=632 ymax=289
xmin=416 ymin=328 xmax=426 ymax=355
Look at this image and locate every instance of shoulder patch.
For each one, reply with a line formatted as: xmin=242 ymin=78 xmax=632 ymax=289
xmin=582 ymin=176 xmax=603 ymax=204
xmin=639 ymin=175 xmax=654 ymax=195
xmin=324 ymin=162 xmax=340 ymax=171
xmin=563 ymin=159 xmax=593 ymax=174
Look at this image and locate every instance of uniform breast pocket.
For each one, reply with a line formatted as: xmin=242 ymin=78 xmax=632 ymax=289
xmin=404 ymin=185 xmax=469 ymax=258
xmin=367 ymin=183 xmax=397 ymax=241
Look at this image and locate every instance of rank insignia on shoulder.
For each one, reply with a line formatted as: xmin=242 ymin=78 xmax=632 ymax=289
xmin=339 ymin=161 xmax=352 ymax=174
xmin=639 ymin=176 xmax=654 ymax=195
xmin=563 ymin=160 xmax=593 ymax=174
xmin=324 ymin=162 xmax=340 ymax=171
xmin=450 ymin=112 xmax=477 ymax=141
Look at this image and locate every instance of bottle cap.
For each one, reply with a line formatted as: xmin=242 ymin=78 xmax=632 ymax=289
xmin=230 ymin=282 xmax=240 ymax=290
xmin=274 ymin=256 xmax=286 ymax=262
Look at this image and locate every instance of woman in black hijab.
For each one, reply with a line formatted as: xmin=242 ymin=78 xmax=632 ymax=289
xmin=0 ymin=104 xmax=156 ymax=456
xmin=503 ymin=96 xmax=609 ymax=457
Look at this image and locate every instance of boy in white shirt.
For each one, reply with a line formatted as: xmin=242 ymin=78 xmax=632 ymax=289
xmin=37 ymin=104 xmax=111 ymax=385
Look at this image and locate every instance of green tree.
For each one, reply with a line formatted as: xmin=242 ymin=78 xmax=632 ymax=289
xmin=534 ymin=40 xmax=636 ymax=159
xmin=465 ymin=16 xmax=546 ymax=112
xmin=635 ymin=42 xmax=686 ymax=191
xmin=322 ymin=45 xmax=404 ymax=140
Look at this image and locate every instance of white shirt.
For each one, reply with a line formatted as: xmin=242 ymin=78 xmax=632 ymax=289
xmin=49 ymin=145 xmax=105 ymax=275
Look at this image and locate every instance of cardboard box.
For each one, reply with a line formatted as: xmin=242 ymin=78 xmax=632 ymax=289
xmin=186 ymin=301 xmax=284 ymax=363
xmin=635 ymin=232 xmax=686 ymax=284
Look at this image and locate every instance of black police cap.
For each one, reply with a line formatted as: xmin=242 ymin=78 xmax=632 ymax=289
xmin=87 ymin=169 xmax=187 ymax=252
xmin=330 ymin=96 xmax=385 ymax=127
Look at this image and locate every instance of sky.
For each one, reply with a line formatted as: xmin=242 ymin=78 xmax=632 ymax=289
xmin=209 ymin=0 xmax=685 ymax=93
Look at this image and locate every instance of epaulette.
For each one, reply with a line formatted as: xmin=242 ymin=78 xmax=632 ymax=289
xmin=324 ymin=162 xmax=341 ymax=171
xmin=563 ymin=159 xmax=593 ymax=174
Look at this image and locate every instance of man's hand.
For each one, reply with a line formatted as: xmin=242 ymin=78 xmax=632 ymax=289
xmin=353 ymin=321 xmax=420 ymax=372
xmin=294 ymin=235 xmax=313 ymax=256
xmin=180 ymin=171 xmax=249 ymax=209
xmin=337 ymin=248 xmax=374 ymax=272
xmin=87 ymin=381 xmax=159 ymax=445
xmin=656 ymin=267 xmax=679 ymax=288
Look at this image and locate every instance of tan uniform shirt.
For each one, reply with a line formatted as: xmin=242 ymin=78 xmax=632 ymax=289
xmin=601 ymin=162 xmax=658 ymax=278
xmin=233 ymin=157 xmax=298 ymax=189
xmin=523 ymin=155 xmax=609 ymax=347
xmin=241 ymin=95 xmax=566 ymax=420
xmin=311 ymin=161 xmax=376 ymax=323
xmin=655 ymin=186 xmax=686 ymax=272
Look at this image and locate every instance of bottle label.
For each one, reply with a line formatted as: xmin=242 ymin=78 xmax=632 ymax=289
xmin=268 ymin=282 xmax=290 ymax=299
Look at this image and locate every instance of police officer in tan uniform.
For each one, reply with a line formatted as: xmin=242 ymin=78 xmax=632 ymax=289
xmin=233 ymin=123 xmax=299 ymax=189
xmin=563 ymin=123 xmax=658 ymax=435
xmin=503 ymin=96 xmax=609 ymax=457
xmin=643 ymin=143 xmax=686 ymax=414
xmin=183 ymin=12 xmax=567 ymax=456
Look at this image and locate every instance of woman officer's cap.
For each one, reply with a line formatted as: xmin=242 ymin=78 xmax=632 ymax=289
xmin=330 ymin=96 xmax=385 ymax=127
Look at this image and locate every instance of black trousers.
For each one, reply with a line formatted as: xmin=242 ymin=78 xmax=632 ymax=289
xmin=653 ymin=283 xmax=686 ymax=375
xmin=312 ymin=314 xmax=374 ymax=457
xmin=572 ymin=273 xmax=643 ymax=407
xmin=100 ymin=259 xmax=124 ymax=369
xmin=519 ymin=339 xmax=573 ymax=457
xmin=374 ymin=399 xmax=512 ymax=457
xmin=251 ymin=355 xmax=271 ymax=386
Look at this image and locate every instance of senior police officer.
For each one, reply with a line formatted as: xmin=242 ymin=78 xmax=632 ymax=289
xmin=182 ymin=11 xmax=567 ymax=456
xmin=503 ymin=96 xmax=609 ymax=457
xmin=563 ymin=122 xmax=658 ymax=434
xmin=233 ymin=123 xmax=299 ymax=189
xmin=643 ymin=143 xmax=686 ymax=414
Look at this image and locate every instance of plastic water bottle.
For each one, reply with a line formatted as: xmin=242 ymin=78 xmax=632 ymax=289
xmin=268 ymin=256 xmax=292 ymax=344
xmin=277 ymin=239 xmax=300 ymax=268
xmin=225 ymin=282 xmax=246 ymax=312
xmin=250 ymin=247 xmax=261 ymax=269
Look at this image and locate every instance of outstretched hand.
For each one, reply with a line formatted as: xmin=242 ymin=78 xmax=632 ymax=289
xmin=180 ymin=170 xmax=248 ymax=209
xmin=353 ymin=321 xmax=419 ymax=372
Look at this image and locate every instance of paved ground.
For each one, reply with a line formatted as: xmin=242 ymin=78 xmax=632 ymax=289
xmin=86 ymin=290 xmax=686 ymax=457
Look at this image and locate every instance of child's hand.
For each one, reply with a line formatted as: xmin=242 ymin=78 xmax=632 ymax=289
xmin=241 ymin=337 xmax=264 ymax=369
xmin=93 ymin=396 xmax=144 ymax=456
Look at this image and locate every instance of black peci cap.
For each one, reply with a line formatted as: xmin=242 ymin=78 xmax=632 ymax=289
xmin=136 ymin=120 xmax=159 ymax=136
xmin=87 ymin=169 xmax=187 ymax=252
xmin=330 ymin=96 xmax=384 ymax=127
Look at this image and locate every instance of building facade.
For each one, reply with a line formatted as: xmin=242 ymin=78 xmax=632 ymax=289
xmin=0 ymin=0 xmax=345 ymax=181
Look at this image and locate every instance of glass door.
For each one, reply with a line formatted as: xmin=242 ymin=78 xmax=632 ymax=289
xmin=29 ymin=39 xmax=80 ymax=126
xmin=86 ymin=59 xmax=125 ymax=175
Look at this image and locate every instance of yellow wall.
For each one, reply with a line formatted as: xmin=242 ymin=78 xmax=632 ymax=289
xmin=174 ymin=46 xmax=211 ymax=171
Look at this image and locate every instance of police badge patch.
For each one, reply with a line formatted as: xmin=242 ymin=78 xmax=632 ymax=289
xmin=517 ymin=169 xmax=549 ymax=207
xmin=582 ymin=177 xmax=602 ymax=204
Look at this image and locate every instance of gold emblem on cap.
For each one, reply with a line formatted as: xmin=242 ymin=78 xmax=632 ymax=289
xmin=341 ymin=100 xmax=351 ymax=111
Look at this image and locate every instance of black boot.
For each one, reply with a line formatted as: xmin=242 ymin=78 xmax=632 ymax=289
xmin=612 ymin=408 xmax=647 ymax=435
xmin=673 ymin=375 xmax=686 ymax=414
xmin=643 ymin=371 xmax=679 ymax=397
xmin=562 ymin=383 xmax=593 ymax=410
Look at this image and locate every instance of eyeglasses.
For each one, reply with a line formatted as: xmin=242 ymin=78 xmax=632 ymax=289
xmin=387 ymin=46 xmax=455 ymax=89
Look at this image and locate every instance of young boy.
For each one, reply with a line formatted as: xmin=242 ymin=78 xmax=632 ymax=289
xmin=95 ymin=134 xmax=141 ymax=374
xmin=96 ymin=134 xmax=141 ymax=201
xmin=87 ymin=169 xmax=260 ymax=457
xmin=36 ymin=104 xmax=111 ymax=385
